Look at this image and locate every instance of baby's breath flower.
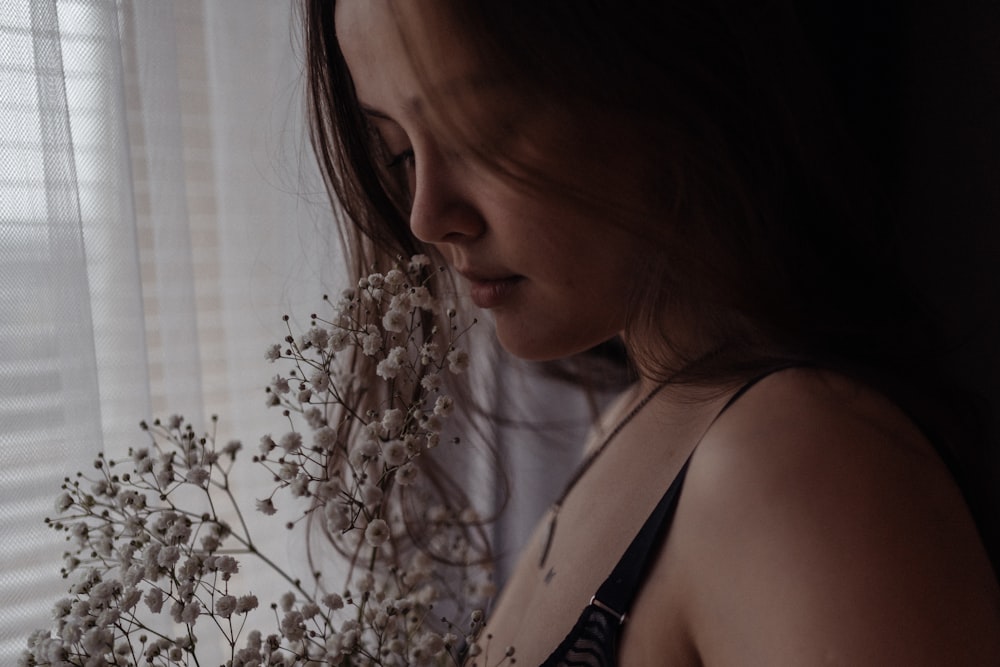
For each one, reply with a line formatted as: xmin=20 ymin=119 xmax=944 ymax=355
xmin=60 ymin=619 xmax=82 ymax=645
xmin=158 ymin=545 xmax=181 ymax=568
xmin=313 ymin=425 xmax=338 ymax=452
xmin=133 ymin=447 xmax=154 ymax=474
xmin=329 ymin=328 xmax=349 ymax=351
xmin=361 ymin=326 xmax=383 ymax=356
xmin=421 ymin=372 xmax=442 ymax=392
xmin=315 ymin=478 xmax=342 ymax=500
xmin=279 ymin=431 xmax=302 ymax=453
xmin=29 ymin=258 xmax=485 ymax=667
xmin=447 ymin=348 xmax=469 ymax=374
xmin=186 ymin=466 xmax=210 ymax=487
xmin=325 ymin=504 xmax=350 ymax=532
xmin=144 ymin=587 xmax=164 ymax=614
xmin=388 ymin=292 xmax=408 ymax=312
xmin=52 ymin=598 xmax=73 ymax=619
xmin=385 ymin=268 xmax=405 ymax=287
xmin=89 ymin=581 xmax=116 ymax=606
xmin=408 ymin=285 xmax=434 ymax=310
xmin=235 ymin=594 xmax=259 ymax=614
xmin=81 ymin=627 xmax=113 ymax=656
xmin=201 ymin=534 xmax=221 ymax=553
xmin=433 ymin=396 xmax=454 ymax=417
xmin=279 ymin=461 xmax=299 ymax=481
xmin=365 ymin=519 xmax=390 ymax=547
xmin=154 ymin=462 xmax=175 ymax=485
xmin=381 ymin=439 xmax=408 ymax=467
xmin=418 ymin=631 xmax=445 ymax=656
xmin=309 ymin=369 xmax=330 ymax=392
xmin=361 ymin=483 xmax=384 ymax=507
xmin=408 ymin=254 xmax=431 ymax=271
xmin=381 ymin=408 xmax=404 ymax=433
xmin=421 ymin=414 xmax=443 ymax=434
xmin=54 ymin=492 xmax=73 ymax=513
xmin=178 ymin=555 xmax=202 ymax=580
xmin=396 ymin=463 xmax=419 ymax=486
xmin=382 ymin=308 xmax=407 ymax=333
xmin=356 ymin=572 xmax=376 ymax=593
xmin=180 ymin=601 xmax=201 ymax=625
xmin=97 ymin=608 xmax=121 ymax=628
xmin=281 ymin=610 xmax=306 ymax=641
xmin=349 ymin=444 xmax=370 ymax=468
xmin=376 ymin=346 xmax=407 ymax=380
xmin=290 ymin=475 xmax=310 ymax=497
xmin=304 ymin=326 xmax=329 ymax=350
xmin=217 ymin=555 xmax=239 ymax=575
xmin=304 ymin=407 xmax=325 ymax=430
xmin=337 ymin=628 xmax=360 ymax=655
xmin=419 ymin=342 xmax=440 ymax=365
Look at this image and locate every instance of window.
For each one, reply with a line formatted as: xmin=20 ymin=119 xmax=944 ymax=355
xmin=0 ymin=0 xmax=139 ymax=655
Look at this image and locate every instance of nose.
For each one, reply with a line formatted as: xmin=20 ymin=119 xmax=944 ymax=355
xmin=408 ymin=144 xmax=486 ymax=245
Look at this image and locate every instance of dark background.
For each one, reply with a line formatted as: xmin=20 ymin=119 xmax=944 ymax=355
xmin=804 ymin=0 xmax=1000 ymax=561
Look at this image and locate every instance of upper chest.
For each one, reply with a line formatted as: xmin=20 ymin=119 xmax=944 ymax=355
xmin=476 ymin=390 xmax=726 ymax=666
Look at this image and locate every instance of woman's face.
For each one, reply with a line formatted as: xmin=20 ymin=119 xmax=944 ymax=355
xmin=336 ymin=0 xmax=654 ymax=361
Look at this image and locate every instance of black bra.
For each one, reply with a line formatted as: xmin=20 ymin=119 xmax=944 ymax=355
xmin=538 ymin=369 xmax=786 ymax=667
xmin=537 ymin=458 xmax=690 ymax=667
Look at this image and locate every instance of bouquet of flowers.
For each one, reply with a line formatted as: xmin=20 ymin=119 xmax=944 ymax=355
xmin=22 ymin=256 xmax=498 ymax=667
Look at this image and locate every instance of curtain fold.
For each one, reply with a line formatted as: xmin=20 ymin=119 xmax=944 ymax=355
xmin=1 ymin=0 xmax=109 ymax=654
xmin=125 ymin=0 xmax=203 ymax=429
xmin=0 ymin=0 xmax=328 ymax=656
xmin=0 ymin=2 xmax=589 ymax=661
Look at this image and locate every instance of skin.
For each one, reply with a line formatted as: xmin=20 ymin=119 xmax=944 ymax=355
xmin=336 ymin=0 xmax=653 ymax=362
xmin=335 ymin=2 xmax=1000 ymax=664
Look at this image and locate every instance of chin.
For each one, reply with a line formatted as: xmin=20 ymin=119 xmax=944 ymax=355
xmin=494 ymin=319 xmax=608 ymax=362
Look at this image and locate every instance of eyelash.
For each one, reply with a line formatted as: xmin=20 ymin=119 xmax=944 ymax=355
xmin=386 ymin=148 xmax=415 ymax=170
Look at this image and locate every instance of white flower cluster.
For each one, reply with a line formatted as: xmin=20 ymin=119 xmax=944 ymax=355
xmin=24 ymin=257 xmax=494 ymax=667
xmin=258 ymin=256 xmax=478 ymax=547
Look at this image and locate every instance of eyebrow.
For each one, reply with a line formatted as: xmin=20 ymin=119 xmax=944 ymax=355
xmin=360 ymin=97 xmax=424 ymax=123
xmin=360 ymin=104 xmax=392 ymax=121
xmin=357 ymin=74 xmax=500 ymax=124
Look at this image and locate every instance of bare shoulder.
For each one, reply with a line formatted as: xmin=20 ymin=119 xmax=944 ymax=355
xmin=658 ymin=368 xmax=1000 ymax=665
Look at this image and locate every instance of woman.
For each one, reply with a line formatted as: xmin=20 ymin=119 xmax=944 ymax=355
xmin=303 ymin=1 xmax=1000 ymax=664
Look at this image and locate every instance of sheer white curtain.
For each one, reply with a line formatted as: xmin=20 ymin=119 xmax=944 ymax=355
xmin=1 ymin=0 xmax=137 ymax=655
xmin=0 ymin=0 xmax=592 ymax=661
xmin=0 ymin=0 xmax=348 ymax=658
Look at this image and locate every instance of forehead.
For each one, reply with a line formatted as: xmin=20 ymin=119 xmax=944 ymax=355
xmin=335 ymin=0 xmax=406 ymax=102
xmin=335 ymin=0 xmax=475 ymax=117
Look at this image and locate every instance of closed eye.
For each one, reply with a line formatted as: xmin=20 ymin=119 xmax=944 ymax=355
xmin=386 ymin=148 xmax=415 ymax=170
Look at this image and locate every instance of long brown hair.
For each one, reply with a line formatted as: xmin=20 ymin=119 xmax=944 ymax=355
xmin=302 ymin=0 xmax=998 ymax=572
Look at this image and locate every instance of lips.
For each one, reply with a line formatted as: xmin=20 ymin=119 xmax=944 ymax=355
xmin=456 ymin=269 xmax=523 ymax=309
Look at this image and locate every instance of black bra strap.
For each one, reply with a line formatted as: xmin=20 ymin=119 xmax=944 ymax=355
xmin=591 ymin=457 xmax=690 ymax=621
xmin=590 ymin=363 xmax=804 ymax=622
